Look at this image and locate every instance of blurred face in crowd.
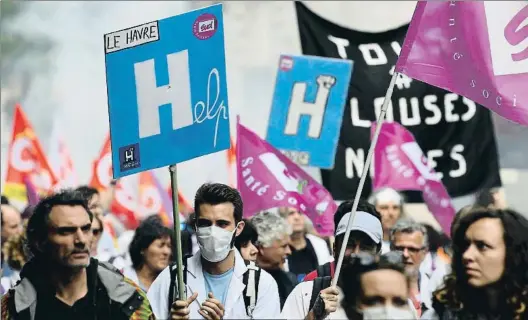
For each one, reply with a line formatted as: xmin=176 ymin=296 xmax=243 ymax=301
xmin=1 ymin=205 xmax=23 ymax=242
xmin=240 ymin=240 xmax=258 ymax=261
xmin=354 ymin=269 xmax=410 ymax=315
xmin=391 ymin=231 xmax=426 ymax=277
xmin=90 ymin=216 xmax=104 ymax=255
xmin=88 ymin=193 xmax=103 ymax=217
xmin=258 ymin=235 xmax=292 ymax=269
xmin=282 ymin=207 xmax=305 ymax=234
xmin=47 ymin=205 xmax=92 ymax=269
xmin=376 ymin=201 xmax=401 ymax=233
xmin=335 ymin=231 xmax=379 ymax=261
xmin=462 ymin=218 xmax=506 ymax=287
xmin=142 ymin=236 xmax=172 ymax=273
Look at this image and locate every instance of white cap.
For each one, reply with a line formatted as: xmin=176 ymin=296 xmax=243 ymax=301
xmin=373 ymin=188 xmax=402 ymax=205
xmin=334 ymin=211 xmax=383 ymax=244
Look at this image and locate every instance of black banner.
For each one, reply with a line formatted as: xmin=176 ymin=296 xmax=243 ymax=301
xmin=295 ymin=2 xmax=501 ymax=202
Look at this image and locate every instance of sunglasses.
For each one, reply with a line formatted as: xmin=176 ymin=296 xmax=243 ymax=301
xmin=349 ymin=251 xmax=404 ymax=267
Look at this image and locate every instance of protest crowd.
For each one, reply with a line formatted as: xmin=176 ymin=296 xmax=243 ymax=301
xmin=2 ymin=1 xmax=528 ymax=320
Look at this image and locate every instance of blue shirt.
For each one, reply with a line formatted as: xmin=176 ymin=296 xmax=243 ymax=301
xmin=203 ymin=268 xmax=234 ymax=306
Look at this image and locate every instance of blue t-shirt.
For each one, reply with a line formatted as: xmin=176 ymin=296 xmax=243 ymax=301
xmin=203 ymin=268 xmax=234 ymax=306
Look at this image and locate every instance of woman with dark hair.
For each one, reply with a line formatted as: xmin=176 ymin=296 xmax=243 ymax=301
xmin=423 ymin=208 xmax=528 ymax=319
xmin=234 ymin=219 xmax=259 ymax=261
xmin=123 ymin=215 xmax=174 ymax=291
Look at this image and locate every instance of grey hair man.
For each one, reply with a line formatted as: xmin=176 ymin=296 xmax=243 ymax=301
xmin=251 ymin=211 xmax=298 ymax=309
xmin=390 ymin=218 xmax=429 ymax=314
xmin=251 ymin=211 xmax=292 ymax=271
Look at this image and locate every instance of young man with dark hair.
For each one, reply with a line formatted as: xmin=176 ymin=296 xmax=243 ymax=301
xmin=1 ymin=189 xmax=155 ymax=320
xmin=281 ymin=199 xmax=384 ymax=320
xmin=147 ymin=183 xmax=280 ymax=319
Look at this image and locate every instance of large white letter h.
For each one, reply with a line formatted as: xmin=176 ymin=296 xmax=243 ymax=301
xmin=284 ymin=75 xmax=336 ymax=139
xmin=134 ymin=50 xmax=193 ymax=139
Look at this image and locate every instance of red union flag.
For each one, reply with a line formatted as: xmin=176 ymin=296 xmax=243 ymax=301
xmin=396 ymin=1 xmax=528 ymax=125
xmin=371 ymin=122 xmax=455 ymax=234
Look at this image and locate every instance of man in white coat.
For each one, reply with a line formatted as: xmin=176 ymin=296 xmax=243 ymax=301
xmin=147 ymin=183 xmax=281 ymax=319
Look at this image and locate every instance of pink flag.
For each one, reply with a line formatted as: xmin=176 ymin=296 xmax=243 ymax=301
xmin=371 ymin=122 xmax=455 ymax=234
xmin=23 ymin=174 xmax=40 ymax=206
xmin=236 ymin=122 xmax=336 ymax=236
xmin=396 ymin=1 xmax=528 ymax=125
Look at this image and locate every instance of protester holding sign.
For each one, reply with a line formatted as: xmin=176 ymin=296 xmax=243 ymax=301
xmin=147 ymin=183 xmax=280 ymax=319
xmin=282 ymin=200 xmax=383 ymax=319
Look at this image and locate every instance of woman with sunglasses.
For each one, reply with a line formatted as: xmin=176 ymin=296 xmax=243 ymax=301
xmin=424 ymin=208 xmax=528 ymax=319
xmin=340 ymin=251 xmax=418 ymax=319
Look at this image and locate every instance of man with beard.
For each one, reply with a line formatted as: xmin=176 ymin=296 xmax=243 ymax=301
xmin=1 ymin=189 xmax=154 ymax=320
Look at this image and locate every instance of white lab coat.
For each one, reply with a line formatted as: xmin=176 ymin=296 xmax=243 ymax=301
xmin=147 ymin=249 xmax=281 ymax=319
xmin=281 ymin=280 xmax=418 ymax=320
xmin=284 ymin=234 xmax=333 ymax=272
xmin=419 ymin=253 xmax=450 ymax=310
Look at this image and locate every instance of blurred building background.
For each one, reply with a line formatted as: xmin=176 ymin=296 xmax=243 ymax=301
xmin=1 ymin=1 xmax=527 ymax=223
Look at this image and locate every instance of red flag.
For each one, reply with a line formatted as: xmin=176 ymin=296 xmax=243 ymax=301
xmin=89 ymin=134 xmax=139 ymax=229
xmin=396 ymin=1 xmax=528 ymax=125
xmin=4 ymin=104 xmax=58 ymax=203
xmin=226 ymin=135 xmax=236 ymax=187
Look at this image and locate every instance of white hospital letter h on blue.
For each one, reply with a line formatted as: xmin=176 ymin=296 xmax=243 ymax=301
xmin=134 ymin=50 xmax=193 ymax=138
xmin=285 ymin=75 xmax=336 ymax=139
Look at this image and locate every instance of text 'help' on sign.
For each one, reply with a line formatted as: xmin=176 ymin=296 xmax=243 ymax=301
xmin=104 ymin=4 xmax=230 ymax=179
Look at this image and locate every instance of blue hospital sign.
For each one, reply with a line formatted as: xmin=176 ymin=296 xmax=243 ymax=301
xmin=266 ymin=55 xmax=353 ymax=169
xmin=104 ymin=4 xmax=230 ymax=178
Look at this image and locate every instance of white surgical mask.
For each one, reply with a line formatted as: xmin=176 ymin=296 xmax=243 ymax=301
xmin=196 ymin=224 xmax=238 ymax=262
xmin=362 ymin=305 xmax=415 ymax=320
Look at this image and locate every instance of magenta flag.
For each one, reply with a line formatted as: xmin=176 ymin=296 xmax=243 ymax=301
xmin=371 ymin=122 xmax=455 ymax=234
xmin=236 ymin=122 xmax=336 ymax=236
xmin=396 ymin=1 xmax=528 ymax=125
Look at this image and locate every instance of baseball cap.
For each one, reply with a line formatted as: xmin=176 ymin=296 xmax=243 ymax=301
xmin=334 ymin=211 xmax=383 ymax=244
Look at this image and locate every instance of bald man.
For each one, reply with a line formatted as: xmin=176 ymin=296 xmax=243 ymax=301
xmin=1 ymin=204 xmax=22 ymax=244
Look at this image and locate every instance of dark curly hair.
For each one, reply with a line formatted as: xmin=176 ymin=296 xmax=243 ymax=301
xmin=433 ymin=208 xmax=528 ymax=319
xmin=129 ymin=215 xmax=175 ymax=270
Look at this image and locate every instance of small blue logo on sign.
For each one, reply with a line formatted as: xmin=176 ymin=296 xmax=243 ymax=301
xmin=119 ymin=143 xmax=141 ymax=172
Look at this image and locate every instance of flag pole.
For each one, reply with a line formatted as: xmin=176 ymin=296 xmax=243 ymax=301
xmin=169 ymin=164 xmax=186 ymax=300
xmin=331 ymin=72 xmax=399 ymax=287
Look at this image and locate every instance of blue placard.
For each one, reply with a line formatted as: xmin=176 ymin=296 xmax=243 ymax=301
xmin=266 ymin=55 xmax=353 ymax=169
xmin=104 ymin=4 xmax=230 ymax=178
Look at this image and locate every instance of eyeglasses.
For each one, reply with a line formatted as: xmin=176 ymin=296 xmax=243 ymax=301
xmin=391 ymin=245 xmax=425 ymax=254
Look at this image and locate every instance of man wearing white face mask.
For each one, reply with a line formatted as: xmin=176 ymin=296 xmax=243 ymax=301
xmin=147 ymin=183 xmax=281 ymax=320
